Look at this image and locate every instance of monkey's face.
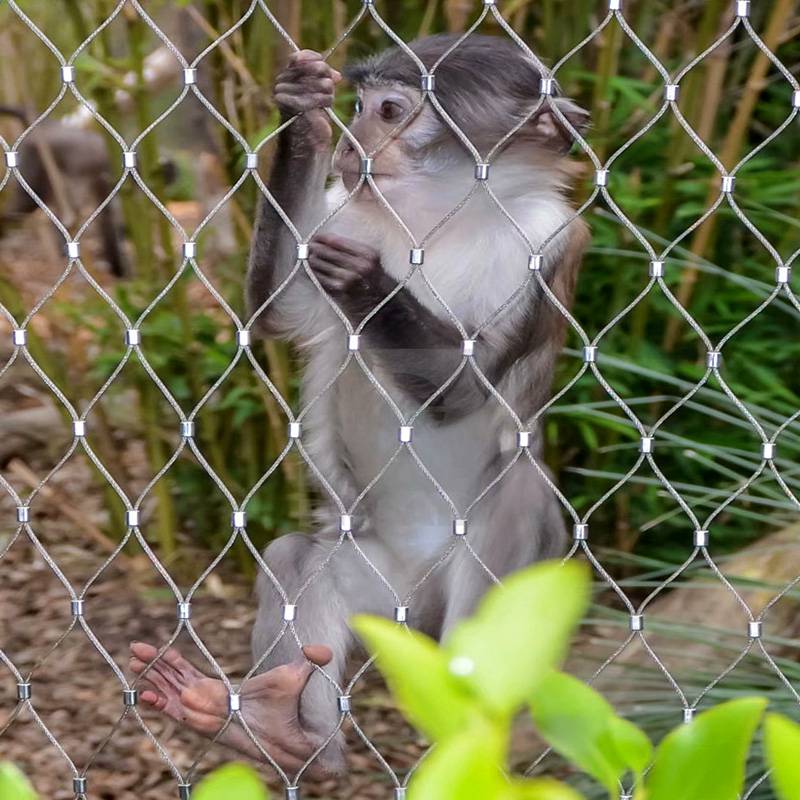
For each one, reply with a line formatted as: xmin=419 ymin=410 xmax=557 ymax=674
xmin=333 ymin=84 xmax=432 ymax=194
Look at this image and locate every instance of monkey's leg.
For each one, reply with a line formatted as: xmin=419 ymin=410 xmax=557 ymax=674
xmin=439 ymin=463 xmax=568 ymax=635
xmin=251 ymin=531 xmax=362 ymax=776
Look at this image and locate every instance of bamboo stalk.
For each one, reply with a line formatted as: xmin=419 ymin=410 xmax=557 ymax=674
xmin=185 ymin=6 xmax=257 ymax=86
xmin=640 ymin=7 xmax=677 ymax=86
xmin=331 ymin=0 xmax=350 ymax=66
xmin=444 ymin=0 xmax=475 ymax=33
xmin=591 ymin=21 xmax=623 ymax=163
xmin=652 ymin=0 xmax=730 ymax=236
xmin=418 ymin=0 xmax=440 ymax=38
xmin=273 ymin=0 xmax=302 ymax=70
xmin=662 ymin=0 xmax=798 ymax=352
xmin=511 ymin=4 xmax=530 ymax=34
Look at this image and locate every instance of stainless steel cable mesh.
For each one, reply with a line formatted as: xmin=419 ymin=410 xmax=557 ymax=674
xmin=1 ymin=1 xmax=798 ymax=798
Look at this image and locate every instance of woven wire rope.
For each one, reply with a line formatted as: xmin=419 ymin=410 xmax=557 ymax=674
xmin=0 ymin=1 xmax=798 ymax=798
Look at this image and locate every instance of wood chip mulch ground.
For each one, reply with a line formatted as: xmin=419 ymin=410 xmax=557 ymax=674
xmin=0 ymin=452 xmax=428 ymax=800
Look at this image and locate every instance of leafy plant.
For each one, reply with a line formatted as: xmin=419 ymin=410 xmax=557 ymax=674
xmin=0 ymin=763 xmax=36 ymax=800
xmin=353 ymin=561 xmax=782 ymax=800
xmin=193 ymin=763 xmax=270 ymax=800
xmin=764 ymin=714 xmax=800 ymax=800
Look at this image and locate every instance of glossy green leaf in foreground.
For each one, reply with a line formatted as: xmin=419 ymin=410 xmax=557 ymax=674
xmin=764 ymin=713 xmax=800 ymax=800
xmin=408 ymin=725 xmax=507 ymax=800
xmin=193 ymin=763 xmax=269 ymax=800
xmin=352 ymin=615 xmax=479 ymax=741
xmin=530 ymin=671 xmax=651 ymax=795
xmin=444 ymin=561 xmax=590 ymax=715
xmin=500 ymin=778 xmax=586 ymax=800
xmin=0 ymin=763 xmax=37 ymax=800
xmin=647 ymin=698 xmax=767 ymax=800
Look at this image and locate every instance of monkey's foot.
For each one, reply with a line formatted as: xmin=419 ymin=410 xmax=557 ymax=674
xmin=129 ymin=642 xmax=334 ymax=777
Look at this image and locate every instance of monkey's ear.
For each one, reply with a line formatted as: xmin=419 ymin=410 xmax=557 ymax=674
xmin=529 ymin=97 xmax=590 ymax=155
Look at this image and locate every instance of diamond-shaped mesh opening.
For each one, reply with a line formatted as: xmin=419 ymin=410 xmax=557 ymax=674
xmin=2 ymin=1 xmax=799 ymax=798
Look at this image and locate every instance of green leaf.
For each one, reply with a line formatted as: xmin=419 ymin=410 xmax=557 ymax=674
xmin=0 ymin=763 xmax=37 ymax=800
xmin=444 ymin=561 xmax=590 ymax=715
xmin=352 ymin=615 xmax=480 ymax=741
xmin=193 ymin=764 xmax=269 ymax=800
xmin=500 ymin=778 xmax=586 ymax=799
xmin=408 ymin=725 xmax=507 ymax=800
xmin=647 ymin=698 xmax=767 ymax=800
xmin=529 ymin=671 xmax=651 ymax=794
xmin=607 ymin=716 xmax=652 ymax=775
xmin=764 ymin=713 xmax=800 ymax=800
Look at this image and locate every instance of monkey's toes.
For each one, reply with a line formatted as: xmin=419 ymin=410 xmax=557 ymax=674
xmin=180 ymin=678 xmax=230 ymax=718
xmin=301 ymin=644 xmax=333 ymax=666
xmin=139 ymin=688 xmax=169 ymax=711
xmin=129 ymin=642 xmax=208 ymax=684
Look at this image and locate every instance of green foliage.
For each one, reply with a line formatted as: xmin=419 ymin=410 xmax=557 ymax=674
xmin=646 ymin=698 xmax=767 ymax=800
xmin=444 ymin=562 xmax=589 ymax=714
xmin=194 ymin=763 xmax=270 ymax=800
xmin=0 ymin=763 xmax=37 ymax=800
xmin=357 ymin=562 xmax=780 ymax=800
xmin=352 ymin=617 xmax=481 ymax=741
xmin=529 ymin=671 xmax=652 ymax=795
xmin=764 ymin=714 xmax=800 ymax=800
xmin=409 ymin=727 xmax=509 ymax=800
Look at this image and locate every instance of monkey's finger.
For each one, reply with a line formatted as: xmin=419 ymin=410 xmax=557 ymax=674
xmin=313 ymin=233 xmax=378 ymax=261
xmin=302 ymin=644 xmax=333 ymax=666
xmin=312 ymin=274 xmax=349 ymax=296
xmin=310 ymin=242 xmax=373 ymax=274
xmin=139 ymin=686 xmax=169 ymax=711
xmin=309 ymin=245 xmax=357 ymax=273
xmin=308 ymin=257 xmax=352 ymax=286
xmin=289 ymin=50 xmax=343 ymax=80
xmin=279 ymin=61 xmax=340 ymax=81
xmin=289 ymin=49 xmax=324 ymax=64
xmin=275 ymin=72 xmax=333 ymax=93
xmin=129 ymin=656 xmax=148 ymax=673
xmin=129 ymin=641 xmax=160 ymax=663
xmin=275 ymin=74 xmax=335 ymax=91
xmin=275 ymin=79 xmax=335 ymax=99
xmin=275 ymin=95 xmax=334 ymax=114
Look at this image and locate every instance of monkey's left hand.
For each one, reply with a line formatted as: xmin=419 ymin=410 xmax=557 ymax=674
xmin=308 ymin=234 xmax=393 ymax=316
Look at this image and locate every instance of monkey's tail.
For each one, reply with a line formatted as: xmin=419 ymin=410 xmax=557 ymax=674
xmin=0 ymin=105 xmax=31 ymax=126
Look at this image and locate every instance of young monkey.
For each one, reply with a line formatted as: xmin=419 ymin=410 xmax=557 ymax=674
xmin=130 ymin=35 xmax=589 ymax=778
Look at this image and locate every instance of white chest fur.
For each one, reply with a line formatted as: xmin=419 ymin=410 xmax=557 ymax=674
xmin=305 ymin=172 xmax=574 ymax=548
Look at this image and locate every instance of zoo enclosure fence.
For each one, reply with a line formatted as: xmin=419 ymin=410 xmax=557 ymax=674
xmin=1 ymin=0 xmax=799 ymax=798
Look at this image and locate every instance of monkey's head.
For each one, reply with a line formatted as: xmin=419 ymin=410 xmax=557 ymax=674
xmin=334 ymin=34 xmax=588 ymax=194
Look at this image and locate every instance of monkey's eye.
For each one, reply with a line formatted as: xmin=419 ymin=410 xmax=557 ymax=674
xmin=354 ymin=98 xmax=363 ymax=115
xmin=379 ymin=100 xmax=404 ymax=122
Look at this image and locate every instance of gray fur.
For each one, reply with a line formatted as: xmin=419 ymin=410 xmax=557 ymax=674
xmin=245 ymin=38 xmax=589 ymax=774
xmin=0 ymin=111 xmax=129 ymax=276
xmin=345 ymin=34 xmax=588 ymax=151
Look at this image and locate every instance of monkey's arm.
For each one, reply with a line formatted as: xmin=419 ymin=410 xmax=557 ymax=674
xmin=308 ymin=234 xmax=540 ymax=420
xmin=246 ymin=52 xmax=341 ymax=341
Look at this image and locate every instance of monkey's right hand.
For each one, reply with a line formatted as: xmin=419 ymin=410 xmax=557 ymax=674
xmin=274 ymin=50 xmax=342 ymax=149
